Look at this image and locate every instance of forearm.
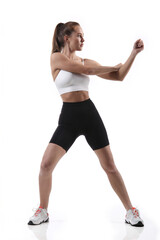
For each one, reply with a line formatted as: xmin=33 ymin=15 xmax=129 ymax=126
xmin=117 ymin=50 xmax=137 ymax=80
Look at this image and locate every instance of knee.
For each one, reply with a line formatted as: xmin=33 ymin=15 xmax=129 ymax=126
xmin=101 ymin=162 xmax=118 ymax=174
xmin=106 ymin=167 xmax=118 ymax=174
xmin=40 ymin=157 xmax=53 ymax=173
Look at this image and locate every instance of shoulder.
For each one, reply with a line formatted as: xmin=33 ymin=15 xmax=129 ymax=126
xmin=50 ymin=52 xmax=67 ymax=63
xmin=50 ymin=52 xmax=69 ymax=71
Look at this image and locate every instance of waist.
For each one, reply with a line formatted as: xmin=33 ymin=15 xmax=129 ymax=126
xmin=61 ymin=90 xmax=89 ymax=103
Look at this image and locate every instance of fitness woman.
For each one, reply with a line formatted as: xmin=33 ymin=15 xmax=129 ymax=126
xmin=28 ymin=21 xmax=144 ymax=227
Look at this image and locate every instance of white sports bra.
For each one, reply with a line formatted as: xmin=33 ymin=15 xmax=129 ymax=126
xmin=54 ymin=59 xmax=90 ymax=95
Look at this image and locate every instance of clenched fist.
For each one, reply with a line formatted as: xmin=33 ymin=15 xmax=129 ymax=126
xmin=133 ymin=39 xmax=144 ymax=54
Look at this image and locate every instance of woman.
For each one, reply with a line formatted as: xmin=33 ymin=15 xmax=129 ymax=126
xmin=28 ymin=21 xmax=144 ymax=227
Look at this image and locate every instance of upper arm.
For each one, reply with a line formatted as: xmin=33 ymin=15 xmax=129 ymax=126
xmin=84 ymin=58 xmax=120 ymax=81
xmin=50 ymin=53 xmax=89 ymax=75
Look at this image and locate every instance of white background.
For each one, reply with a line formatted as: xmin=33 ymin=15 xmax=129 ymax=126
xmin=1 ymin=0 xmax=160 ymax=239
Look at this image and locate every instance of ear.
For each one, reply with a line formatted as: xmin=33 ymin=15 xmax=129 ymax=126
xmin=64 ymin=35 xmax=69 ymax=42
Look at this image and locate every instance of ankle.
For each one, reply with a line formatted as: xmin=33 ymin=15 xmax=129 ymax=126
xmin=39 ymin=205 xmax=47 ymax=210
xmin=126 ymin=205 xmax=133 ymax=211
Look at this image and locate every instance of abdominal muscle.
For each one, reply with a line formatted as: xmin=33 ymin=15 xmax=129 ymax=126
xmin=60 ymin=90 xmax=90 ymax=102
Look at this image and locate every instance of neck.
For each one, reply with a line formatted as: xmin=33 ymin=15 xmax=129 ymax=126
xmin=61 ymin=47 xmax=77 ymax=60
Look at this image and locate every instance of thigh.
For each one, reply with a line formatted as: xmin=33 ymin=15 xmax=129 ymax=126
xmin=94 ymin=145 xmax=117 ymax=172
xmin=41 ymin=142 xmax=66 ymax=171
xmin=49 ymin=124 xmax=79 ymax=153
xmin=84 ymin=108 xmax=109 ymax=150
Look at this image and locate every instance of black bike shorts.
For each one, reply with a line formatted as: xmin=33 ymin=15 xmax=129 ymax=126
xmin=49 ymin=98 xmax=109 ymax=152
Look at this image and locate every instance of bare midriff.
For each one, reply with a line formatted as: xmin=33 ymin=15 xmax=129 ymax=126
xmin=60 ymin=90 xmax=90 ymax=102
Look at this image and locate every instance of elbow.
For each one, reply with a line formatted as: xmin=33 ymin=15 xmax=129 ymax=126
xmin=117 ymin=69 xmax=125 ymax=81
xmin=119 ymin=76 xmax=124 ymax=81
xmin=117 ymin=73 xmax=124 ymax=81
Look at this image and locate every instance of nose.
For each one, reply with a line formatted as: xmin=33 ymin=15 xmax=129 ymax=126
xmin=81 ymin=37 xmax=85 ymax=43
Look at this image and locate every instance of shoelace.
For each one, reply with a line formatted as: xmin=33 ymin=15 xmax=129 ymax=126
xmin=32 ymin=207 xmax=42 ymax=217
xmin=132 ymin=208 xmax=140 ymax=218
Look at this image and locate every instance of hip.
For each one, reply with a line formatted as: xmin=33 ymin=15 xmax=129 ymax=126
xmin=58 ymin=98 xmax=103 ymax=127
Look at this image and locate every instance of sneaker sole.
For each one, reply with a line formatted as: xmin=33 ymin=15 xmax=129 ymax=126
xmin=28 ymin=218 xmax=49 ymax=225
xmin=125 ymin=219 xmax=144 ymax=227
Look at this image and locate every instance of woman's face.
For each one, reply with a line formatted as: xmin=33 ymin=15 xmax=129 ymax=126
xmin=65 ymin=25 xmax=85 ymax=51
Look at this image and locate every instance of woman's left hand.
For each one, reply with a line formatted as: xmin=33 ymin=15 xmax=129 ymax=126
xmin=114 ymin=63 xmax=123 ymax=70
xmin=133 ymin=39 xmax=144 ymax=54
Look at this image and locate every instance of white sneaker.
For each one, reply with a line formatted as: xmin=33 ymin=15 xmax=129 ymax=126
xmin=125 ymin=207 xmax=144 ymax=227
xmin=28 ymin=206 xmax=49 ymax=225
